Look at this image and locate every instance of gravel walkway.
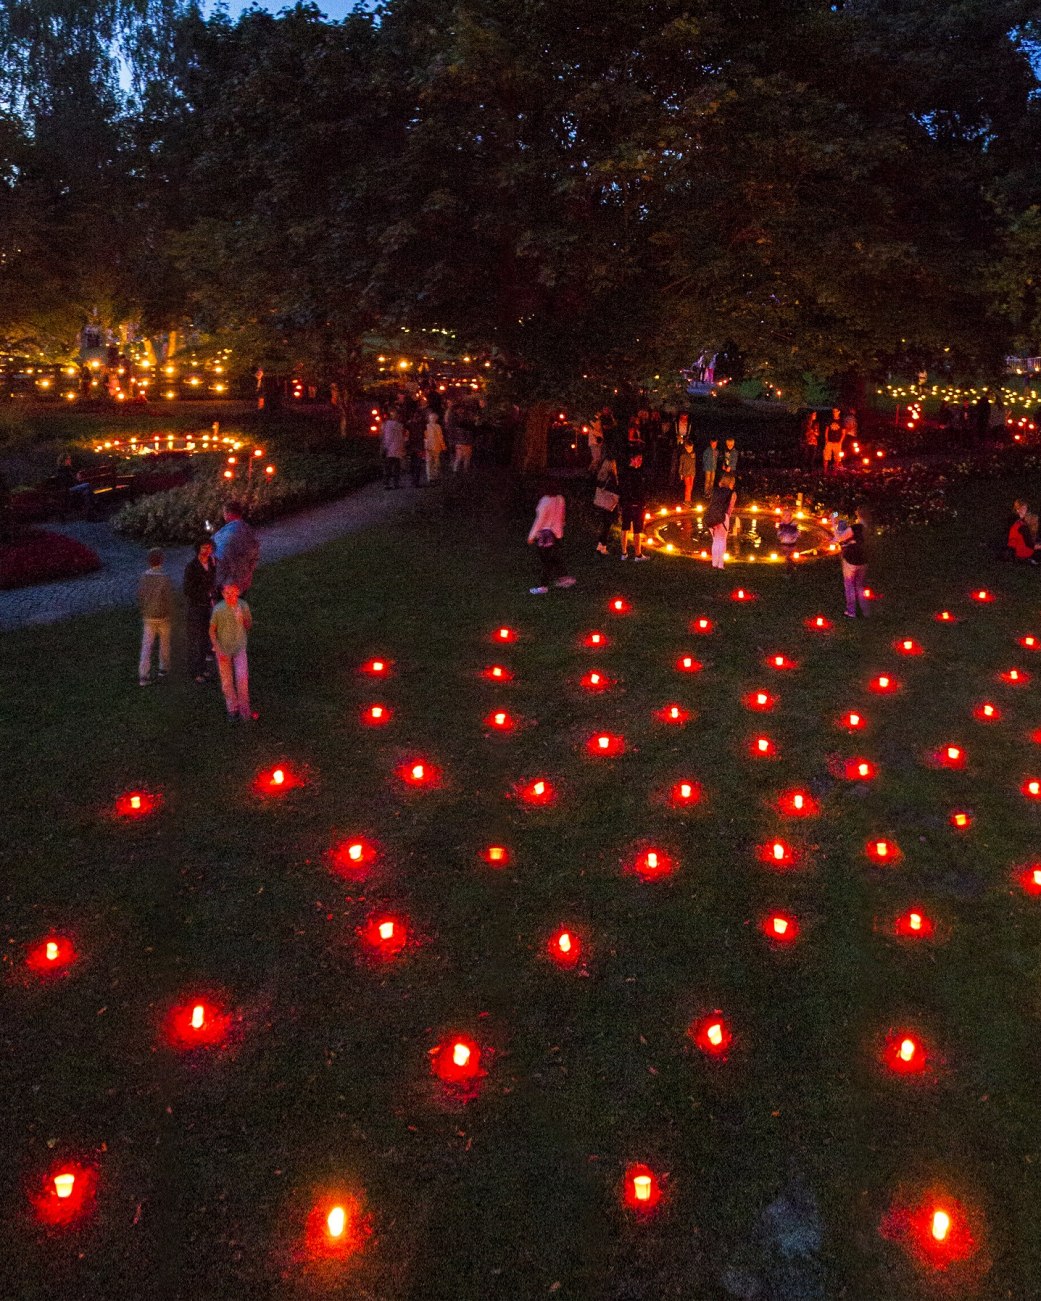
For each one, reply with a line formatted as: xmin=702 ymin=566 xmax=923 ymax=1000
xmin=0 ymin=480 xmax=409 ymax=632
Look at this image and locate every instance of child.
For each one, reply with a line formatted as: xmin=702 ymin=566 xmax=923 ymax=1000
xmin=678 ymin=440 xmax=696 ymax=504
xmin=138 ymin=548 xmax=172 ymax=686
xmin=777 ymin=508 xmax=799 ymax=571
xmin=527 ymin=486 xmax=576 ymax=593
xmin=209 ymin=581 xmax=254 ymax=721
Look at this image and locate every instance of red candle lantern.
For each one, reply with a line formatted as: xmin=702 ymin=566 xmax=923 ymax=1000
xmin=481 ymin=844 xmax=510 ymax=867
xmin=360 ymin=657 xmax=391 ymax=676
xmin=25 ymin=934 xmax=76 ymax=973
xmin=767 ymin=653 xmax=796 ymax=670
xmin=935 ymin=743 xmax=965 ymax=768
xmin=691 ymin=616 xmax=714 ymax=634
xmin=254 ymin=764 xmax=304 ymax=795
xmin=583 ymin=630 xmax=608 ymax=648
xmin=757 ymin=839 xmax=796 ymax=868
xmin=1019 ymin=633 xmax=1039 ymax=650
xmin=167 ymin=997 xmax=231 ymax=1048
xmin=843 ymin=757 xmax=877 ymax=781
xmin=869 ymin=673 xmax=899 ymax=694
xmin=432 ymin=1036 xmax=483 ymax=1085
xmin=731 ymin=587 xmax=755 ymax=602
xmin=656 ymin=703 xmax=690 ymax=725
xmin=486 ymin=710 xmax=516 ymax=731
xmin=749 ymin=734 xmax=778 ymax=758
xmin=1023 ymin=777 xmax=1041 ymax=800
xmin=361 ymin=914 xmax=407 ymax=957
xmin=676 ymin=654 xmax=703 ymax=673
xmin=330 ymin=836 xmax=376 ymax=876
xmin=609 ymin=597 xmax=631 ymax=614
xmin=881 ymin=1190 xmax=980 ymax=1271
xmin=495 ymin=626 xmax=517 ymax=643
xmin=805 ymin=615 xmax=833 ymax=631
xmin=520 ymin=777 xmax=555 ymax=805
xmin=305 ymin=1192 xmax=369 ymax=1260
xmin=972 ymin=589 xmax=994 ymax=603
xmin=691 ymin=1013 xmax=733 ymax=1056
xmin=548 ymin=928 xmax=582 ymax=967
xmin=894 ymin=637 xmax=923 ymax=656
xmin=778 ymin=789 xmax=819 ymax=817
xmin=1000 ymin=667 xmax=1030 ymax=685
xmin=114 ymin=789 xmax=160 ymax=818
xmin=840 ymin=709 xmax=866 ymax=731
xmin=361 ymin=703 xmax=392 ymax=726
xmin=894 ymin=909 xmax=935 ymax=938
xmin=882 ymin=1031 xmax=928 ymax=1075
xmin=483 ymin=664 xmax=513 ymax=682
xmin=671 ymin=779 xmax=702 ymax=807
xmin=632 ymin=847 xmax=674 ymax=879
xmin=587 ymin=731 xmax=624 ymax=757
xmin=32 ymin=1161 xmax=97 ymax=1226
xmin=623 ymin=1163 xmax=663 ymax=1212
xmin=760 ymin=912 xmax=799 ymax=944
xmin=399 ymin=759 xmax=440 ymax=788
xmin=1019 ymin=863 xmax=1041 ymax=894
xmin=949 ymin=810 xmax=972 ymax=830
xmin=743 ymin=689 xmax=777 ymax=711
xmin=934 ymin=609 xmax=958 ymax=623
xmin=866 ymin=838 xmax=901 ymax=864
xmin=581 ymin=670 xmax=613 ymax=691
xmin=973 ymin=701 xmax=1001 ymax=722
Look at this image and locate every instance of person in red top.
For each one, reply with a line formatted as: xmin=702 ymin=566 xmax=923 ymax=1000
xmin=1008 ymin=499 xmax=1037 ymax=561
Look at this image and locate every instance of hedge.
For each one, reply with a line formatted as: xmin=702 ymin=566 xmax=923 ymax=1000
xmin=0 ymin=529 xmax=103 ymax=589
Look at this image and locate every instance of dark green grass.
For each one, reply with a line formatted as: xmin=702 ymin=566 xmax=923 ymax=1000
xmin=3 ymin=478 xmax=1041 ymax=1299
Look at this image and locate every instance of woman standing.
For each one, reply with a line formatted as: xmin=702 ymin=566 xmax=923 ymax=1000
xmin=704 ymin=473 xmax=737 ymax=569
xmin=833 ymin=506 xmax=870 ymax=618
xmin=183 ymin=538 xmax=218 ymax=682
xmin=593 ymin=454 xmax=619 ymax=555
xmin=424 ymin=410 xmax=446 ymax=482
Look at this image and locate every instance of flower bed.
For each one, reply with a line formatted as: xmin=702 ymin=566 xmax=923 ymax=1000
xmin=112 ymin=450 xmax=380 ymax=545
xmin=0 ymin=530 xmax=102 ymax=589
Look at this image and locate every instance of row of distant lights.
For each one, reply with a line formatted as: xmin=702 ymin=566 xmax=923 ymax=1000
xmin=882 ymin=382 xmax=1040 ymax=410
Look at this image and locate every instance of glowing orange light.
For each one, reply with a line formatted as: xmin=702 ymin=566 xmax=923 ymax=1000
xmin=934 ymin=609 xmax=956 ymax=623
xmin=1019 ymin=864 xmax=1041 ymax=893
xmin=672 ymin=779 xmax=701 ymax=806
xmin=433 ymin=1036 xmax=483 ymax=1085
xmin=842 ymin=710 xmax=865 ymax=730
xmin=692 ymin=1013 xmax=733 ymax=1056
xmin=190 ymin=1004 xmax=205 ymax=1031
xmin=588 ymin=732 xmax=624 ymax=756
xmin=549 ymin=927 xmax=581 ymax=966
xmin=973 ymin=589 xmax=993 ymax=602
xmin=378 ymin=921 xmax=395 ymax=940
xmin=758 ymin=840 xmax=795 ymax=868
xmin=582 ymin=670 xmax=612 ymax=690
xmin=867 ymin=838 xmax=900 ymax=863
xmin=168 ymin=997 xmax=230 ymax=1048
xmin=114 ymin=789 xmax=159 ymax=818
xmin=520 ymin=777 xmax=554 ymax=805
xmin=761 ymin=912 xmax=799 ymax=943
xmin=26 ymin=935 xmax=76 ymax=973
xmin=487 ymin=710 xmax=515 ymax=731
xmin=483 ymin=845 xmax=509 ymax=865
xmin=779 ymin=789 xmax=818 ymax=817
xmin=843 ymin=758 xmax=876 ymax=781
xmin=361 ymin=914 xmax=407 ymax=955
xmin=883 ymin=1030 xmax=927 ymax=1074
xmin=657 ymin=703 xmax=689 ymax=724
xmin=744 ymin=689 xmax=776 ymax=711
xmin=623 ymin=1163 xmax=662 ymax=1211
xmin=871 ymin=674 xmax=898 ymax=693
xmin=1020 ymin=634 xmax=1039 ymax=650
xmin=327 ymin=1205 xmax=347 ymax=1238
xmin=950 ymin=810 xmax=971 ymax=828
xmin=1001 ymin=667 xmax=1030 ymax=685
xmin=895 ymin=908 xmax=935 ymax=938
xmin=974 ymin=701 xmax=1000 ymax=721
xmin=254 ymin=764 xmax=303 ymax=795
xmin=931 ymin=1210 xmax=951 ymax=1242
xmin=896 ymin=638 xmax=922 ymax=656
xmin=1026 ymin=779 xmax=1041 ymax=799
xmin=769 ymin=653 xmax=795 ymax=670
xmin=33 ymin=1162 xmax=96 ymax=1225
xmin=272 ymin=769 xmax=284 ymax=786
xmin=362 ymin=703 xmax=391 ymax=725
xmin=938 ymin=743 xmax=964 ymax=767
xmin=634 ymin=847 xmax=673 ymax=878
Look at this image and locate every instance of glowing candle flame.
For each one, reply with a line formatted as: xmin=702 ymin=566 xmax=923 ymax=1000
xmin=54 ymin=1173 xmax=75 ymax=1199
xmin=378 ymin=921 xmax=394 ymax=941
xmin=272 ymin=769 xmax=285 ymax=786
xmin=707 ymin=1022 xmax=723 ymax=1046
xmin=931 ymin=1210 xmax=951 ymax=1242
xmin=633 ymin=1175 xmax=652 ymax=1201
xmin=190 ymin=1004 xmax=205 ymax=1031
xmin=411 ymin=764 xmax=424 ymax=780
xmin=452 ymin=1042 xmax=471 ymax=1068
xmin=130 ymin=795 xmax=141 ymax=810
xmin=327 ymin=1205 xmax=347 ymax=1238
xmin=558 ymin=932 xmax=572 ymax=953
xmin=909 ymin=913 xmax=922 ymax=931
xmin=46 ymin=941 xmax=59 ymax=961
xmin=899 ymin=1038 xmax=916 ymax=1062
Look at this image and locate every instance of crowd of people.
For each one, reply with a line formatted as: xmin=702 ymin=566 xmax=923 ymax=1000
xmin=137 ymin=501 xmax=260 ymax=720
xmin=378 ymin=391 xmax=486 ymax=487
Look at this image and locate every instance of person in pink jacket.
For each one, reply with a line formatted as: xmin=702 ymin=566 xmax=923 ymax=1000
xmin=527 ymin=486 xmax=577 ymax=594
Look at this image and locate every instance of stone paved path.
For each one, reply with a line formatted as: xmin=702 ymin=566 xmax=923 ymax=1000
xmin=0 ymin=480 xmax=409 ymax=632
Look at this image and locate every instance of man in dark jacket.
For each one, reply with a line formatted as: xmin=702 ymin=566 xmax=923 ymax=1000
xmin=183 ymin=539 xmax=218 ymax=682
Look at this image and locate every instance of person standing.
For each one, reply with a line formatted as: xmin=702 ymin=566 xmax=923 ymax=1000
xmin=380 ymin=411 xmax=407 ymax=488
xmin=833 ymin=507 xmax=870 ymax=618
xmin=593 ymin=454 xmax=620 ymax=554
xmin=210 ymin=581 xmax=254 ymax=721
xmin=213 ymin=502 xmax=260 ymax=595
xmin=822 ymin=409 xmax=844 ymax=472
xmin=618 ymin=448 xmax=649 ymax=561
xmin=801 ymin=411 xmax=820 ymax=467
xmin=678 ymin=440 xmax=697 ymax=504
xmin=183 ymin=539 xmax=218 ymax=683
xmin=452 ymin=406 xmax=474 ymax=473
xmin=721 ymin=436 xmax=739 ymax=477
xmin=406 ymin=405 xmax=427 ymax=486
xmin=702 ymin=437 xmax=719 ymax=498
xmin=424 ymin=410 xmax=446 ymax=482
xmin=705 ymin=473 xmax=737 ymax=569
xmin=138 ymin=548 xmax=173 ymax=686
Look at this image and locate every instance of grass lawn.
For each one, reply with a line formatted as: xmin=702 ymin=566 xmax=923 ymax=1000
xmin=4 ymin=474 xmax=1041 ymax=1299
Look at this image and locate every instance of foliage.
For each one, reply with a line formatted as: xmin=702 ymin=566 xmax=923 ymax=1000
xmin=112 ymin=446 xmax=380 ymax=544
xmin=0 ymin=527 xmax=101 ymax=588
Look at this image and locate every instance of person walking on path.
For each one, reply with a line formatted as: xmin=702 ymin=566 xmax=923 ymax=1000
xmin=678 ymin=440 xmax=697 ymax=504
xmin=832 ymin=506 xmax=870 ymax=618
xmin=527 ymin=485 xmax=576 ymax=593
xmin=593 ymin=454 xmax=620 ymax=554
xmin=424 ymin=410 xmax=446 ymax=482
xmin=618 ymin=448 xmax=649 ymax=561
xmin=213 ymin=502 xmax=260 ymax=595
xmin=705 ymin=473 xmax=737 ymax=570
xmin=138 ymin=548 xmax=173 ymax=686
xmin=380 ymin=411 xmax=407 ymax=489
xmin=210 ymin=581 xmax=254 ymax=720
xmin=183 ymin=539 xmax=218 ymax=683
xmin=702 ymin=438 xmax=719 ymax=498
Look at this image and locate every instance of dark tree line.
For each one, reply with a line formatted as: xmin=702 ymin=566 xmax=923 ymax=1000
xmin=2 ymin=0 xmax=1041 ymax=425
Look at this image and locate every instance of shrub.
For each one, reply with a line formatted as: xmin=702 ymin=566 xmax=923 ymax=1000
xmin=0 ymin=529 xmax=102 ymax=589
xmin=112 ymin=449 xmax=380 ymax=545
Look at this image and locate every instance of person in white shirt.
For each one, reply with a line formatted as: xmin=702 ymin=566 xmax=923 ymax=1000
xmin=526 ymin=487 xmax=576 ymax=594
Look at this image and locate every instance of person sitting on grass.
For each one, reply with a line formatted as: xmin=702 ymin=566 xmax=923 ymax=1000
xmin=527 ymin=483 xmax=576 ymax=594
xmin=209 ymin=581 xmax=255 ymax=721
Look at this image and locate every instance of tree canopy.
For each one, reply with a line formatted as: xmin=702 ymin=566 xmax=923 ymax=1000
xmin=1 ymin=0 xmax=1040 ymax=406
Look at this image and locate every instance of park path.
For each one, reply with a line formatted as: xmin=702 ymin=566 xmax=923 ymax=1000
xmin=0 ymin=480 xmax=409 ymax=632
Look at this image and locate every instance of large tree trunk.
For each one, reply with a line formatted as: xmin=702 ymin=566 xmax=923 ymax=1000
xmin=514 ymin=400 xmax=554 ymax=472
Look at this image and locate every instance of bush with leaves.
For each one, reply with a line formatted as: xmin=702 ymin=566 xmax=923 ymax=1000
xmin=112 ymin=449 xmax=379 ymax=545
